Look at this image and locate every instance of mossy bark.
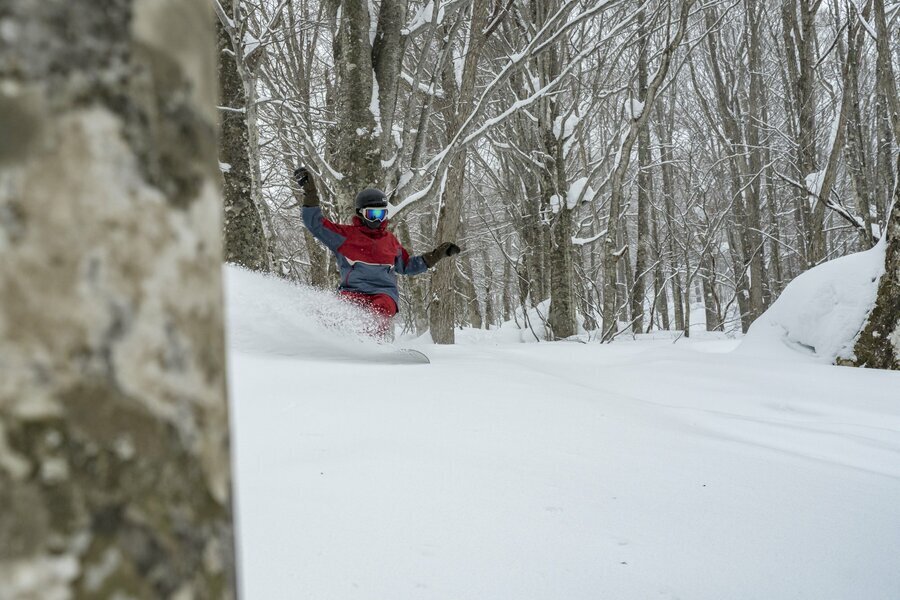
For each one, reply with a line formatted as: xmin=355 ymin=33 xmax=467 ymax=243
xmin=0 ymin=1 xmax=236 ymax=597
xmin=846 ymin=155 xmax=900 ymax=370
xmin=847 ymin=0 xmax=900 ymax=371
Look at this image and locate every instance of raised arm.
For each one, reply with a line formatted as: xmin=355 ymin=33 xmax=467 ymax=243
xmin=295 ymin=166 xmax=346 ymax=252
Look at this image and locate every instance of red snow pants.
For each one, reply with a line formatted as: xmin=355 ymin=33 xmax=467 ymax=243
xmin=340 ymin=291 xmax=398 ymax=338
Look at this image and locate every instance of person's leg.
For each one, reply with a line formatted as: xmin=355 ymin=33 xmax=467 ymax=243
xmin=368 ymin=294 xmax=398 ymax=340
xmin=339 ymin=292 xmax=396 ymax=339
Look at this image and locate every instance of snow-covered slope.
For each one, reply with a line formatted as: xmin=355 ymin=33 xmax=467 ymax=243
xmin=225 ymin=265 xmax=411 ymax=362
xmin=740 ymin=241 xmax=886 ymax=362
xmin=227 ymin=265 xmax=900 ymax=600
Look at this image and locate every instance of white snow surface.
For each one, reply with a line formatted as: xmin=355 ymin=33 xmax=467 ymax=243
xmin=227 ymin=265 xmax=900 ymax=600
xmin=740 ymin=241 xmax=886 ymax=362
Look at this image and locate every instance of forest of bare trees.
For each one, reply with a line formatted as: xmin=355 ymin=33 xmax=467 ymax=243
xmin=218 ymin=0 xmax=899 ymax=348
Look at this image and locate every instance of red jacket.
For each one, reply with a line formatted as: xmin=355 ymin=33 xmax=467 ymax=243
xmin=302 ymin=206 xmax=428 ymax=307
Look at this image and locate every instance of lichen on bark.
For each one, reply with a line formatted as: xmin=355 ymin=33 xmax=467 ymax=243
xmin=0 ymin=0 xmax=236 ymax=597
xmin=845 ymin=156 xmax=900 ymax=370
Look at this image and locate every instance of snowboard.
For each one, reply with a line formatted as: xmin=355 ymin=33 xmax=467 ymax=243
xmin=385 ymin=348 xmax=430 ymax=364
xmin=363 ymin=348 xmax=430 ymax=364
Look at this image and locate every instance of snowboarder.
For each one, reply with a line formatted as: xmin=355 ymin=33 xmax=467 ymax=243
xmin=294 ymin=166 xmax=460 ymax=338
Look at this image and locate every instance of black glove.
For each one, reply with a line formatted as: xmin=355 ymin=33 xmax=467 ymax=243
xmin=293 ymin=166 xmax=318 ymax=206
xmin=293 ymin=166 xmax=309 ymax=186
xmin=422 ymin=242 xmax=461 ymax=268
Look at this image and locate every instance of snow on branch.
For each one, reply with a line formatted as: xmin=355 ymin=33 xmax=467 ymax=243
xmin=572 ymin=230 xmax=608 ymax=246
xmin=777 ymin=171 xmax=877 ymax=245
xmin=400 ymin=72 xmax=444 ymax=97
xmin=393 ymin=3 xmax=641 ymax=217
xmin=402 ymin=0 xmax=446 ymax=36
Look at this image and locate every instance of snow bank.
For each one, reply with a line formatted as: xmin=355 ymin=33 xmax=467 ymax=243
xmin=224 ymin=265 xmax=402 ymax=362
xmin=739 ymin=241 xmax=885 ymax=362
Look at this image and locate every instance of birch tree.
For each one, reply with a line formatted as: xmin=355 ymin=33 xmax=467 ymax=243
xmin=0 ymin=0 xmax=235 ymax=596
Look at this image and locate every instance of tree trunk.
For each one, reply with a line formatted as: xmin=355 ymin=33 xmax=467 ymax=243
xmin=762 ymin=99 xmax=785 ymax=296
xmin=547 ymin=198 xmax=577 ymax=338
xmin=702 ymin=3 xmax=764 ymax=327
xmin=782 ymin=0 xmax=822 ymax=266
xmin=502 ymin=237 xmax=514 ymax=322
xmin=393 ymin=219 xmax=426 ymax=334
xmin=218 ymin=0 xmax=268 ymax=271
xmin=631 ymin=9 xmax=651 ymax=334
xmin=655 ymin=91 xmax=684 ymax=330
xmin=543 ymin=27 xmax=577 ymax=340
xmin=652 ymin=209 xmax=670 ymax=331
xmin=483 ymin=249 xmax=497 ymax=328
xmin=601 ymin=0 xmax=693 ymax=340
xmin=848 ymin=0 xmax=900 ymax=369
xmin=332 ymin=0 xmax=382 ymax=208
xmin=0 ymin=1 xmax=236 ymax=597
xmin=460 ymin=236 xmax=484 ymax=329
xmin=848 ymin=155 xmax=900 ymax=369
xmin=743 ymin=0 xmax=768 ymax=320
xmin=429 ymin=0 xmax=489 ymax=344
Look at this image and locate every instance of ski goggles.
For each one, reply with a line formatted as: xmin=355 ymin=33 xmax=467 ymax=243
xmin=362 ymin=207 xmax=389 ymax=222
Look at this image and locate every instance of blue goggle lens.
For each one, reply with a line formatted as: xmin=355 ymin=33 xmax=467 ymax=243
xmin=363 ymin=208 xmax=388 ymax=221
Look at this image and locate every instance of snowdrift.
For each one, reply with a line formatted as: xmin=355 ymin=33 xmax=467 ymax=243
xmin=739 ymin=240 xmax=886 ymax=362
xmin=224 ymin=265 xmax=411 ymax=363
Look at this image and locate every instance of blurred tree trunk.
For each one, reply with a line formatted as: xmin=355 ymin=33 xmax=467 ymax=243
xmin=0 ymin=1 xmax=235 ymax=598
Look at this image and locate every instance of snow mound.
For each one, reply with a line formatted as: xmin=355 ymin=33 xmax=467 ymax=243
xmin=224 ymin=265 xmax=402 ymax=362
xmin=739 ymin=241 xmax=885 ymax=362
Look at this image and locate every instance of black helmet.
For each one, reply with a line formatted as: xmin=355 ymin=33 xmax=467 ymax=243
xmin=354 ymin=188 xmax=387 ymax=210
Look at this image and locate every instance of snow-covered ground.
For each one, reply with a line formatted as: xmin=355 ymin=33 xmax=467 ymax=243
xmin=226 ymin=263 xmax=900 ymax=600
